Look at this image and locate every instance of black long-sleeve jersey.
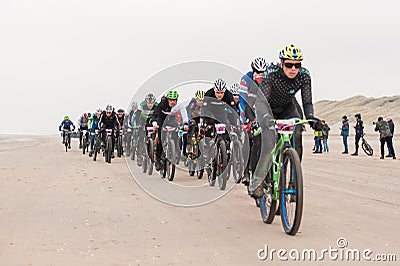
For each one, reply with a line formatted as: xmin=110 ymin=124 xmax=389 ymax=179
xmin=248 ymin=64 xmax=314 ymax=121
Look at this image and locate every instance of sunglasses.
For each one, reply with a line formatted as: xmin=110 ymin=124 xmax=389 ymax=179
xmin=283 ymin=62 xmax=302 ymax=69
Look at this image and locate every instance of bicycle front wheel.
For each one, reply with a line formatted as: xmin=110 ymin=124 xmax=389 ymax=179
xmin=216 ymin=139 xmax=228 ymax=190
xmin=280 ymin=147 xmax=303 ymax=235
xmin=231 ymin=140 xmax=243 ymax=183
xmin=105 ymin=136 xmax=113 ymax=164
xmin=362 ymin=140 xmax=373 ymax=156
xmin=165 ymin=139 xmax=176 ymax=181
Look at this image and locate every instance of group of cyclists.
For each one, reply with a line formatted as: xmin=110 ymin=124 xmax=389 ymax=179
xmin=126 ymin=44 xmax=316 ymax=196
xmin=59 ymin=106 xmax=128 ymax=159
xmin=59 ymin=43 xmax=318 ymax=204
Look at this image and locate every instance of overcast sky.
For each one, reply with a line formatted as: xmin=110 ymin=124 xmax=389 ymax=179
xmin=1 ymin=0 xmax=399 ymax=134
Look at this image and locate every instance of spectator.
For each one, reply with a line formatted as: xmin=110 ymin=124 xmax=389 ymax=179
xmin=386 ymin=117 xmax=395 ymax=157
xmin=313 ymin=120 xmax=323 ymax=153
xmin=321 ymin=120 xmax=330 ymax=152
xmin=374 ymin=117 xmax=396 ymax=159
xmin=340 ymin=115 xmax=349 ymax=154
xmin=351 ymin=113 xmax=364 ymax=156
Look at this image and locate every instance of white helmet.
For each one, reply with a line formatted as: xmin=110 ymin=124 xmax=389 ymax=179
xmin=213 ymin=78 xmax=227 ymax=92
xmin=229 ymin=83 xmax=240 ymax=95
xmin=145 ymin=93 xmax=156 ymax=103
xmin=251 ymin=57 xmax=267 ymax=72
xmin=105 ymin=104 xmax=113 ymax=112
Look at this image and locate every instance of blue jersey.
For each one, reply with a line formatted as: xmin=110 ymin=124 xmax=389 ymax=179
xmin=91 ymin=115 xmax=100 ymax=130
xmin=239 ymin=71 xmax=262 ymax=123
xmin=60 ymin=120 xmax=75 ymax=130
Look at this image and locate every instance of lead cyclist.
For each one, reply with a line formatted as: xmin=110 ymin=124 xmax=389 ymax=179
xmin=248 ymin=44 xmax=319 ymax=198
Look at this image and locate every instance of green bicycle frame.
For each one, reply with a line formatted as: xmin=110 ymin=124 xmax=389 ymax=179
xmin=268 ymin=119 xmax=309 ymax=200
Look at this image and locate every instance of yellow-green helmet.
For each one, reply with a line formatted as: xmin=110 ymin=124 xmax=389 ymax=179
xmin=279 ymin=44 xmax=303 ymax=61
xmin=64 ymin=115 xmax=69 ymax=120
xmin=194 ymin=89 xmax=205 ymax=101
xmin=166 ymin=90 xmax=179 ymax=100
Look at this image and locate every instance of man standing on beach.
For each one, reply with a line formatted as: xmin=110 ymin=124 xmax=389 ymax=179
xmin=374 ymin=117 xmax=396 ymax=160
xmin=386 ymin=117 xmax=395 ymax=157
xmin=340 ymin=115 xmax=349 ymax=154
xmin=351 ymin=113 xmax=364 ymax=156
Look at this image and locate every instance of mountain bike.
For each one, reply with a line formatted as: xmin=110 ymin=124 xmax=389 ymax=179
xmin=361 ymin=133 xmax=373 ymax=156
xmin=178 ymin=128 xmax=188 ymax=167
xmin=116 ymin=128 xmax=124 ymax=158
xmin=125 ymin=126 xmax=136 ymax=160
xmin=186 ymin=121 xmax=205 ymax=179
xmin=92 ymin=129 xmax=102 ymax=161
xmin=62 ymin=129 xmax=72 ymax=152
xmin=141 ymin=127 xmax=155 ymax=175
xmin=259 ymin=119 xmax=307 ymax=236
xmin=228 ymin=125 xmax=244 ymax=184
xmin=161 ymin=126 xmax=179 ymax=181
xmin=205 ymin=123 xmax=229 ymax=190
xmin=104 ymin=129 xmax=114 ymax=164
xmin=81 ymin=129 xmax=90 ymax=155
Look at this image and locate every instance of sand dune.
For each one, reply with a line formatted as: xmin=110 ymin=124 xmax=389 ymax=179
xmin=314 ymin=95 xmax=400 ymax=136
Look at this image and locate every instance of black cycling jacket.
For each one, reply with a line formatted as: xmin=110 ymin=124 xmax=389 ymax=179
xmin=249 ymin=64 xmax=314 ymax=121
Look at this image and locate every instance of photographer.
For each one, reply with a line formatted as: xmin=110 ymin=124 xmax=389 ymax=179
xmin=374 ymin=117 xmax=396 ymax=159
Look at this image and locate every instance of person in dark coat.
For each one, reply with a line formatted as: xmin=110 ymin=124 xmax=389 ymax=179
xmin=386 ymin=117 xmax=395 ymax=157
xmin=351 ymin=113 xmax=364 ymax=156
xmin=340 ymin=115 xmax=350 ymax=154
xmin=374 ymin=117 xmax=396 ymax=160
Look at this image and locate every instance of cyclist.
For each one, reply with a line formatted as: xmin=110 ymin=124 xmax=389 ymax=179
xmin=117 ymin=109 xmax=125 ymax=127
xmin=183 ymin=89 xmax=205 ymax=157
xmin=59 ymin=115 xmax=75 ymax=149
xmin=89 ymin=109 xmax=102 ymax=157
xmin=78 ymin=113 xmax=90 ymax=149
xmin=201 ymin=79 xmax=236 ymax=168
xmin=152 ymin=90 xmax=188 ymax=171
xmin=136 ymin=93 xmax=158 ymax=166
xmin=203 ymin=78 xmax=236 ymax=127
xmin=239 ymin=57 xmax=267 ymax=185
xmin=249 ymin=44 xmax=318 ymax=198
xmin=229 ymin=83 xmax=240 ymax=116
xmin=125 ymin=102 xmax=138 ymax=157
xmin=99 ymin=104 xmax=120 ymax=158
xmin=351 ymin=113 xmax=364 ymax=156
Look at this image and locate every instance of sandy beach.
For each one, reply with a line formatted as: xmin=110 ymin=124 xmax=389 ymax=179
xmin=0 ymin=134 xmax=399 ymax=265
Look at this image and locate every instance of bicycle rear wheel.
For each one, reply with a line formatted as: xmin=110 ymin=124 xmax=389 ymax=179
xmin=259 ymin=171 xmax=277 ymax=224
xmin=280 ymin=147 xmax=303 ymax=235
